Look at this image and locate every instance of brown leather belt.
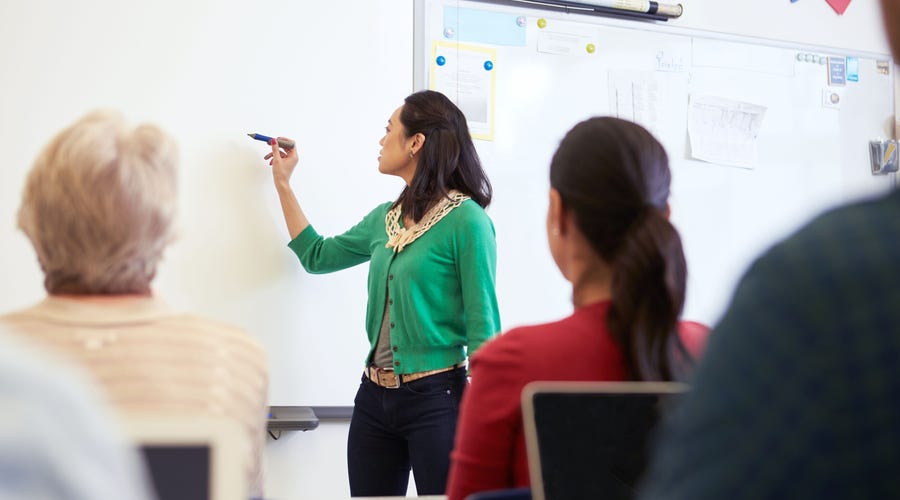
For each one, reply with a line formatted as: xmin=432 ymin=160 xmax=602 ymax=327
xmin=366 ymin=362 xmax=465 ymax=389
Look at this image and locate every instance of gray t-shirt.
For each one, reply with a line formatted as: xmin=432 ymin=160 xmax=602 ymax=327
xmin=372 ymin=289 xmax=394 ymax=369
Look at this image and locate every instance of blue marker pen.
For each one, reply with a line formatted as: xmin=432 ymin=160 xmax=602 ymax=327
xmin=247 ymin=133 xmax=295 ymax=150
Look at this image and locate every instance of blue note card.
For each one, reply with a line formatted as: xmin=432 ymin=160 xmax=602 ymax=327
xmin=444 ymin=7 xmax=526 ymax=47
xmin=847 ymin=56 xmax=859 ymax=82
xmin=828 ymin=56 xmax=846 ymax=86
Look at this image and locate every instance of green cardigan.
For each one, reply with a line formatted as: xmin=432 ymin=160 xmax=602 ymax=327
xmin=288 ymin=200 xmax=501 ymax=374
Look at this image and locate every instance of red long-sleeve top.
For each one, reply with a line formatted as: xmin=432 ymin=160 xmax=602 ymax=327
xmin=446 ymin=301 xmax=708 ymax=500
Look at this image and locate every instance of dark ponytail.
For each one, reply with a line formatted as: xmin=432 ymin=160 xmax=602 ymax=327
xmin=396 ymin=90 xmax=492 ymax=222
xmin=606 ymin=211 xmax=687 ymax=380
xmin=550 ymin=117 xmax=690 ymax=381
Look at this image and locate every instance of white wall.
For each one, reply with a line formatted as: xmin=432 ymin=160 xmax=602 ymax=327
xmin=265 ymin=423 xmax=352 ymax=500
xmin=0 ymin=1 xmax=891 ymax=499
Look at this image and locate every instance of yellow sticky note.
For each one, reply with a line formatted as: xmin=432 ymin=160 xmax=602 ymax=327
xmin=883 ymin=142 xmax=896 ymax=165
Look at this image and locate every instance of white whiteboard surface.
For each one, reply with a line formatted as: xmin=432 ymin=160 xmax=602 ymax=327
xmin=661 ymin=0 xmax=889 ymax=55
xmin=416 ymin=0 xmax=897 ymax=338
xmin=0 ymin=0 xmax=412 ymax=407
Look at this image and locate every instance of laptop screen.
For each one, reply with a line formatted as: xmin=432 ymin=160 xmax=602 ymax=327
xmin=522 ymin=381 xmax=686 ymax=500
xmin=141 ymin=444 xmax=212 ymax=500
xmin=123 ymin=417 xmax=248 ymax=500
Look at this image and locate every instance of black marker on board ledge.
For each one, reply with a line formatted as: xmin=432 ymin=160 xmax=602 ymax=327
xmin=247 ymin=133 xmax=295 ymax=150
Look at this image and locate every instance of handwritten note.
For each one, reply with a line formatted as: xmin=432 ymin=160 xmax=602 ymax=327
xmin=610 ymin=72 xmax=662 ymax=137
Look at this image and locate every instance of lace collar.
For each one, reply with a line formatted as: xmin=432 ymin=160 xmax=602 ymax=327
xmin=385 ymin=190 xmax=470 ymax=253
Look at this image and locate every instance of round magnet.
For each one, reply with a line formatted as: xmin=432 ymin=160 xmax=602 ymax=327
xmin=537 ymin=18 xmax=547 ymax=29
xmin=436 ymin=55 xmax=446 ymax=66
xmin=586 ymin=43 xmax=596 ymax=54
xmin=516 ymin=16 xmax=526 ymax=27
xmin=444 ymin=27 xmax=455 ymax=38
xmin=484 ymin=60 xmax=494 ymax=71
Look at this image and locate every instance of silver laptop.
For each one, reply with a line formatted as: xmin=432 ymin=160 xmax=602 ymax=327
xmin=521 ymin=381 xmax=687 ymax=500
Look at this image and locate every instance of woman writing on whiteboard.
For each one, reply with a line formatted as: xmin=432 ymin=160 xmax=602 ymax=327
xmin=445 ymin=117 xmax=708 ymax=500
xmin=267 ymin=90 xmax=501 ymax=496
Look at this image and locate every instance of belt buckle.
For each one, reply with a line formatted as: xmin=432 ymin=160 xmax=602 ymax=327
xmin=373 ymin=367 xmax=399 ymax=389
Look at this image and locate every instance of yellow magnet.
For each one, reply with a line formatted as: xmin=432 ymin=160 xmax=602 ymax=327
xmin=586 ymin=43 xmax=596 ymax=54
xmin=537 ymin=18 xmax=547 ymax=29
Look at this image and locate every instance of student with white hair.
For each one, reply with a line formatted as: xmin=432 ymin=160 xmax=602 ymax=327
xmin=1 ymin=110 xmax=269 ymax=499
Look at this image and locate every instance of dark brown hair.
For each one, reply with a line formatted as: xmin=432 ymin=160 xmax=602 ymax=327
xmin=395 ymin=90 xmax=492 ymax=221
xmin=550 ymin=117 xmax=689 ymax=381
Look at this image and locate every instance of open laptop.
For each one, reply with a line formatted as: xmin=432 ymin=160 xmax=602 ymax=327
xmin=122 ymin=417 xmax=249 ymax=500
xmin=521 ymin=381 xmax=687 ymax=500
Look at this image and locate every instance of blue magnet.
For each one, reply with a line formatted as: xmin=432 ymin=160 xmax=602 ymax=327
xmin=484 ymin=60 xmax=494 ymax=71
xmin=436 ymin=55 xmax=446 ymax=66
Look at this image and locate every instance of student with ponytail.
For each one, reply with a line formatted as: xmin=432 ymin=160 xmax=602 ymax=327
xmin=446 ymin=117 xmax=708 ymax=500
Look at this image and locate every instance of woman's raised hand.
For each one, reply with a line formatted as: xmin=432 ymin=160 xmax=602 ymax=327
xmin=266 ymin=137 xmax=298 ymax=185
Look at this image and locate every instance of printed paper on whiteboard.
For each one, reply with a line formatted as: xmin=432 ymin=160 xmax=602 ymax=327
xmin=688 ymin=95 xmax=767 ymax=169
xmin=429 ymin=41 xmax=496 ymax=141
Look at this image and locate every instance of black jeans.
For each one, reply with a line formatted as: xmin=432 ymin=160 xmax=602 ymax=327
xmin=347 ymin=366 xmax=467 ymax=497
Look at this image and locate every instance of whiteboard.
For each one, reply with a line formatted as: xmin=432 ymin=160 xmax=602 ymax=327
xmin=0 ymin=0 xmax=412 ymax=407
xmin=415 ymin=0 xmax=897 ymax=339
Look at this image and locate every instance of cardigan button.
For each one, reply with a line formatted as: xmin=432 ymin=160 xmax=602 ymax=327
xmin=390 ymin=322 xmax=395 ymax=328
xmin=394 ymin=361 xmax=400 ymax=367
xmin=392 ymin=346 xmax=399 ymax=352
xmin=389 ymin=299 xmax=394 ymax=305
xmin=388 ymin=274 xmax=394 ymax=280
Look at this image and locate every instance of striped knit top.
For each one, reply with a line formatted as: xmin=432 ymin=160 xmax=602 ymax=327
xmin=0 ymin=295 xmax=269 ymax=498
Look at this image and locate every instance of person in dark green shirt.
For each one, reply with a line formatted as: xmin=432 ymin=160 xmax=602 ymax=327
xmin=266 ymin=90 xmax=501 ymax=496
